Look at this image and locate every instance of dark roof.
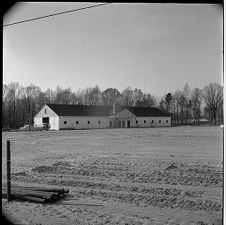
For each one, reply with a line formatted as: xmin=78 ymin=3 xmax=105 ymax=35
xmin=126 ymin=107 xmax=171 ymax=117
xmin=46 ymin=104 xmax=171 ymax=118
xmin=47 ymin=104 xmax=112 ymax=117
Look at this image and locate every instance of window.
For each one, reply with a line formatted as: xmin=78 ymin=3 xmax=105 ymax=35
xmin=98 ymin=121 xmax=101 ymax=124
xmin=88 ymin=121 xmax=90 ymax=124
xmin=136 ymin=120 xmax=138 ymax=124
xmin=64 ymin=121 xmax=67 ymax=124
xmin=44 ymin=109 xmax=47 ymax=114
xmin=42 ymin=117 xmax=49 ymax=123
xmin=144 ymin=120 xmax=146 ymax=124
xmin=76 ymin=121 xmax=79 ymax=124
xmin=152 ymin=120 xmax=154 ymax=123
xmin=159 ymin=120 xmax=161 ymax=123
xmin=166 ymin=120 xmax=168 ymax=123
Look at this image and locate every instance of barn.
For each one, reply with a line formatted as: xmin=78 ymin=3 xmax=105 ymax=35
xmin=110 ymin=107 xmax=171 ymax=128
xmin=34 ymin=104 xmax=171 ymax=130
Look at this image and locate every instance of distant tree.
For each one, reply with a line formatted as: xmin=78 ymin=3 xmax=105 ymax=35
xmin=178 ymin=95 xmax=186 ymax=124
xmin=182 ymin=83 xmax=192 ymax=123
xmin=121 ymin=86 xmax=134 ymax=107
xmin=75 ymin=89 xmax=86 ymax=105
xmin=3 ymin=82 xmax=22 ymax=128
xmin=36 ymin=92 xmax=47 ymax=110
xmin=159 ymin=99 xmax=166 ymax=112
xmin=142 ymin=93 xmax=157 ymax=107
xmin=45 ymin=88 xmax=56 ymax=103
xmin=203 ymin=83 xmax=223 ymax=125
xmin=23 ymin=84 xmax=42 ymax=130
xmin=183 ymin=83 xmax=191 ymax=100
xmin=84 ymin=85 xmax=102 ymax=105
xmin=69 ymin=92 xmax=79 ymax=104
xmin=90 ymin=85 xmax=102 ymax=105
xmin=60 ymin=88 xmax=74 ymax=104
xmin=133 ymin=88 xmax=144 ymax=106
xmin=191 ymin=88 xmax=203 ymax=123
xmin=2 ymin=81 xmax=222 ymax=130
xmin=2 ymin=84 xmax=9 ymax=127
xmin=165 ymin=93 xmax=172 ymax=113
xmin=101 ymin=88 xmax=121 ymax=106
xmin=172 ymin=90 xmax=182 ymax=124
xmin=217 ymin=98 xmax=223 ymax=124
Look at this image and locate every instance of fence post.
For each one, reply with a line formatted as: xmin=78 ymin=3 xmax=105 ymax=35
xmin=7 ymin=140 xmax=11 ymax=202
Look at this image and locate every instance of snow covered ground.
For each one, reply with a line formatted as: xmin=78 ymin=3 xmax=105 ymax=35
xmin=2 ymin=126 xmax=223 ymax=225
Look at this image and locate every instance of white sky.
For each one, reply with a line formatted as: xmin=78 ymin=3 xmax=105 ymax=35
xmin=3 ymin=2 xmax=223 ymax=96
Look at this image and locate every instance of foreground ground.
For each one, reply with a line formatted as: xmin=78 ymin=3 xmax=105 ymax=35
xmin=2 ymin=126 xmax=223 ymax=225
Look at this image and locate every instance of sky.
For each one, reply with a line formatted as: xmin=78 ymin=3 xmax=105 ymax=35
xmin=3 ymin=2 xmax=223 ymax=97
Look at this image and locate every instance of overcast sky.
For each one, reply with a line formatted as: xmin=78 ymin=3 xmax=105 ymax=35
xmin=3 ymin=2 xmax=223 ymax=97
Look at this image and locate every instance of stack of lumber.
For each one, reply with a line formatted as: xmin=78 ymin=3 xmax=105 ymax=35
xmin=2 ymin=184 xmax=69 ymax=203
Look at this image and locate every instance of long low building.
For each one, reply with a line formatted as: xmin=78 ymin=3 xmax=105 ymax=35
xmin=34 ymin=104 xmax=171 ymax=130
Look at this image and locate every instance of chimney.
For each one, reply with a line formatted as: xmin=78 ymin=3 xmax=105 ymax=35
xmin=113 ymin=102 xmax=116 ymax=115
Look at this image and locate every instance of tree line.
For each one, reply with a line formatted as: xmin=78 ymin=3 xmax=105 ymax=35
xmin=2 ymin=82 xmax=223 ymax=130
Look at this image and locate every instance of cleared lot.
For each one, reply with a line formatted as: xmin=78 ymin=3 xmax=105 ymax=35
xmin=2 ymin=126 xmax=223 ymax=225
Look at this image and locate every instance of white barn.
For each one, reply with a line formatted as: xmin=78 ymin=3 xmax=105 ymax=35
xmin=34 ymin=104 xmax=171 ymax=130
xmin=110 ymin=107 xmax=171 ymax=128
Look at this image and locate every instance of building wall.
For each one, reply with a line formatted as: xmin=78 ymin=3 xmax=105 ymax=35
xmin=135 ymin=117 xmax=171 ymax=127
xmin=59 ymin=116 xmax=110 ymax=130
xmin=114 ymin=109 xmax=171 ymax=128
xmin=34 ymin=105 xmax=59 ymax=130
xmin=115 ymin=109 xmax=136 ymax=119
xmin=34 ymin=105 xmax=171 ymax=130
xmin=113 ymin=109 xmax=136 ymax=128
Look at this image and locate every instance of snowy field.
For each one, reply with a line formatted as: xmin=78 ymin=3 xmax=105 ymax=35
xmin=2 ymin=126 xmax=223 ymax=225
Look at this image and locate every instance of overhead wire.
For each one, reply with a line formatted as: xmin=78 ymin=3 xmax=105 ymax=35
xmin=3 ymin=3 xmax=111 ymax=28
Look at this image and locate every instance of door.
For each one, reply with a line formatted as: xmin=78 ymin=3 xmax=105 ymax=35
xmin=42 ymin=117 xmax=49 ymax=124
xmin=127 ymin=120 xmax=130 ymax=128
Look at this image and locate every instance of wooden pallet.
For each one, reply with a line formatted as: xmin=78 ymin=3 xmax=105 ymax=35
xmin=2 ymin=184 xmax=69 ymax=203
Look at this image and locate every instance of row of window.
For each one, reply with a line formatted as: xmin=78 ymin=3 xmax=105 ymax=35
xmin=64 ymin=120 xmax=101 ymax=125
xmin=137 ymin=120 xmax=168 ymax=124
xmin=63 ymin=120 xmax=169 ymax=125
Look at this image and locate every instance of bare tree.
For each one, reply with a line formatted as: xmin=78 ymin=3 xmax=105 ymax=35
xmin=142 ymin=93 xmax=157 ymax=107
xmin=3 ymin=82 xmax=21 ymax=128
xmin=101 ymin=88 xmax=121 ymax=106
xmin=203 ymin=83 xmax=223 ymax=125
xmin=178 ymin=95 xmax=186 ymax=124
xmin=159 ymin=99 xmax=166 ymax=112
xmin=133 ymin=88 xmax=144 ymax=106
xmin=183 ymin=83 xmax=191 ymax=100
xmin=2 ymin=84 xmax=9 ymax=128
xmin=45 ymin=88 xmax=56 ymax=103
xmin=182 ymin=83 xmax=192 ymax=124
xmin=2 ymin=81 xmax=222 ymax=130
xmin=172 ymin=90 xmax=182 ymax=125
xmin=165 ymin=93 xmax=172 ymax=113
xmin=191 ymin=88 xmax=203 ymax=124
xmin=75 ymin=89 xmax=86 ymax=105
xmin=83 ymin=85 xmax=102 ymax=105
xmin=22 ymin=84 xmax=42 ymax=130
xmin=121 ymin=86 xmax=134 ymax=107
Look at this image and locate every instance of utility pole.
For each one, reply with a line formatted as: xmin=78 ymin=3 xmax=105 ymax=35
xmin=7 ymin=140 xmax=11 ymax=202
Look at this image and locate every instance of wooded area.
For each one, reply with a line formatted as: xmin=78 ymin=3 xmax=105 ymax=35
xmin=2 ymin=82 xmax=223 ymax=130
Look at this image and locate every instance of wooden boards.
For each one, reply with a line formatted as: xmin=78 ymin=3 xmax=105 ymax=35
xmin=2 ymin=184 xmax=69 ymax=203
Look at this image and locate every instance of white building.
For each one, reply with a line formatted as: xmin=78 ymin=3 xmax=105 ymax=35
xmin=110 ymin=107 xmax=171 ymax=128
xmin=34 ymin=104 xmax=171 ymax=130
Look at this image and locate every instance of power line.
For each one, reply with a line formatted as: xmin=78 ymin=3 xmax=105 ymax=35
xmin=3 ymin=3 xmax=111 ymax=28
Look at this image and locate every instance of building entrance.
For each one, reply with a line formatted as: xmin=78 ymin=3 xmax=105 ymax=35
xmin=127 ymin=120 xmax=130 ymax=128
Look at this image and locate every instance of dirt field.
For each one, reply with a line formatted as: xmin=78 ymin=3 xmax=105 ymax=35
xmin=2 ymin=126 xmax=223 ymax=225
